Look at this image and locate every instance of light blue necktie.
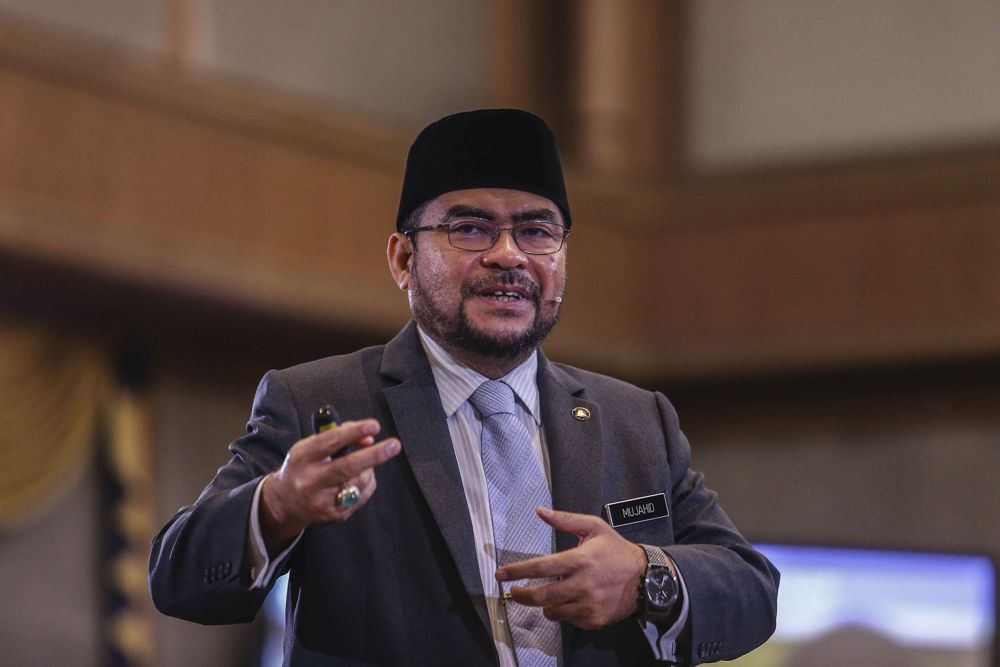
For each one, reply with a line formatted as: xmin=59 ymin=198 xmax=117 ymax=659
xmin=471 ymin=380 xmax=561 ymax=667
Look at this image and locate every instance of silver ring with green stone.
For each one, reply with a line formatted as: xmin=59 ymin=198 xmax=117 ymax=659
xmin=336 ymin=484 xmax=361 ymax=509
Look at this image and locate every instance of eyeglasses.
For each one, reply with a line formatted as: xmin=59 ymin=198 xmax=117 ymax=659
xmin=404 ymin=218 xmax=569 ymax=255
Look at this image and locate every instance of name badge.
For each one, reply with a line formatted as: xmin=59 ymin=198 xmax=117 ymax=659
xmin=604 ymin=493 xmax=669 ymax=528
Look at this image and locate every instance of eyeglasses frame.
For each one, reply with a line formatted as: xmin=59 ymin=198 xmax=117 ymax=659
xmin=403 ymin=220 xmax=570 ymax=255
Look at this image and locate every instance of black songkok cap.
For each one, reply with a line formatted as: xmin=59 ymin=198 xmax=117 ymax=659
xmin=396 ymin=109 xmax=571 ymax=231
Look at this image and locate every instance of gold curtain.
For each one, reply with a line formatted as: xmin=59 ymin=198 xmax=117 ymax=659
xmin=0 ymin=318 xmax=156 ymax=663
xmin=0 ymin=319 xmax=110 ymax=529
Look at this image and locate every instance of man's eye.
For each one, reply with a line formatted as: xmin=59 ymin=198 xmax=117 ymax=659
xmin=518 ymin=224 xmax=557 ymax=240
xmin=450 ymin=221 xmax=491 ymax=236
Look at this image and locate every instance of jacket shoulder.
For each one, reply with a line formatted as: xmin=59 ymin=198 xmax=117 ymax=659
xmin=260 ymin=344 xmax=388 ymax=423
xmin=549 ymin=361 xmax=659 ymax=401
xmin=276 ymin=343 xmax=386 ymax=384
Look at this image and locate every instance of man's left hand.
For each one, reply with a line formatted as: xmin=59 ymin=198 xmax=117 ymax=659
xmin=496 ymin=506 xmax=647 ymax=630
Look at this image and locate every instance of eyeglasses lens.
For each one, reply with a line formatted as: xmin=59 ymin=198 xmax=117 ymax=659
xmin=447 ymin=220 xmax=563 ymax=254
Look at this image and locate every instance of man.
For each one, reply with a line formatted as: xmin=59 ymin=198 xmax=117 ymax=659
xmin=150 ymin=109 xmax=778 ymax=666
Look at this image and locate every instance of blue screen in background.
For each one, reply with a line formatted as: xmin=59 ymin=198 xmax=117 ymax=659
xmin=729 ymin=544 xmax=996 ymax=667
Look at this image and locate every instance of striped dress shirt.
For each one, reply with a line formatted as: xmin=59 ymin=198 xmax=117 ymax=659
xmin=417 ymin=327 xmax=552 ymax=667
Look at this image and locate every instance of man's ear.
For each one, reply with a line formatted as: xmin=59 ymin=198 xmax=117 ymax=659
xmin=387 ymin=232 xmax=413 ymax=290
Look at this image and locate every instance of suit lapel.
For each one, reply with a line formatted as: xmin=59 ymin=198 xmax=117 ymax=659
xmin=378 ymin=327 xmax=608 ymax=653
xmin=537 ymin=355 xmax=606 ymax=554
xmin=537 ymin=355 xmax=605 ymax=659
xmin=379 ymin=322 xmax=492 ymax=638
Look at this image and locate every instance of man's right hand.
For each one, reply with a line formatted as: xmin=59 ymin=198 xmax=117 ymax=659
xmin=259 ymin=419 xmax=401 ymax=555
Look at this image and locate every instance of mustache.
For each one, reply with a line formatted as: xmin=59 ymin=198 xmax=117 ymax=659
xmin=462 ymin=270 xmax=541 ymax=302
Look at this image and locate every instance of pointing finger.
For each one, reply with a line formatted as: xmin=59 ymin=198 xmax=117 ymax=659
xmin=306 ymin=420 xmax=381 ymax=461
xmin=319 ymin=437 xmax=401 ymax=483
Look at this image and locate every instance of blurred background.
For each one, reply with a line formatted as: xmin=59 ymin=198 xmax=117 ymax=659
xmin=1 ymin=1 xmax=998 ymax=665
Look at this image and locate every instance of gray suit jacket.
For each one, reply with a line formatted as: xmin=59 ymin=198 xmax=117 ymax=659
xmin=149 ymin=321 xmax=778 ymax=665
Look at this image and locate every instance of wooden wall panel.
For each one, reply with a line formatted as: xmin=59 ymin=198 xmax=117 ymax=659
xmin=2 ymin=16 xmax=999 ymax=383
xmin=648 ymin=202 xmax=1000 ymax=378
xmin=0 ymin=61 xmax=408 ymax=332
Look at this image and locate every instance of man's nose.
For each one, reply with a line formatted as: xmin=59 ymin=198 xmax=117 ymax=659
xmin=481 ymin=228 xmax=527 ymax=269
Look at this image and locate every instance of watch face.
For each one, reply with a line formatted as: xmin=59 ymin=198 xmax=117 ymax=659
xmin=645 ymin=567 xmax=678 ymax=610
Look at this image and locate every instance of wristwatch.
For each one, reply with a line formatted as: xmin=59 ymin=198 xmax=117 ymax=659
xmin=638 ymin=543 xmax=680 ymax=620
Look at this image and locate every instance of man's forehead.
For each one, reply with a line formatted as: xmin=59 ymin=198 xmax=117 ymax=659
xmin=428 ymin=188 xmax=563 ymax=222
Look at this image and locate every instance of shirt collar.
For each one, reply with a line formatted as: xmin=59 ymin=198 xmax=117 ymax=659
xmin=417 ymin=325 xmax=541 ymax=425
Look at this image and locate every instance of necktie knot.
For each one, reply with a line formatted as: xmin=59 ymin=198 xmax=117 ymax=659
xmin=470 ymin=380 xmax=516 ymax=418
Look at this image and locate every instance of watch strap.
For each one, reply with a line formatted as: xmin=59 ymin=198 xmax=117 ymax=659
xmin=639 ymin=543 xmax=670 ymax=568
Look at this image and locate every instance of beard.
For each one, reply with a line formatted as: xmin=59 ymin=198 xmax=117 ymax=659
xmin=410 ymin=266 xmax=561 ymax=362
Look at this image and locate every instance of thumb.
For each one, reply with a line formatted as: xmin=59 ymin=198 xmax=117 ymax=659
xmin=536 ymin=506 xmax=604 ymax=539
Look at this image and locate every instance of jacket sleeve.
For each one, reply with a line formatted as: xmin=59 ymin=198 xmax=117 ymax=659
xmin=148 ymin=369 xmax=302 ymax=624
xmin=655 ymin=392 xmax=780 ymax=664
